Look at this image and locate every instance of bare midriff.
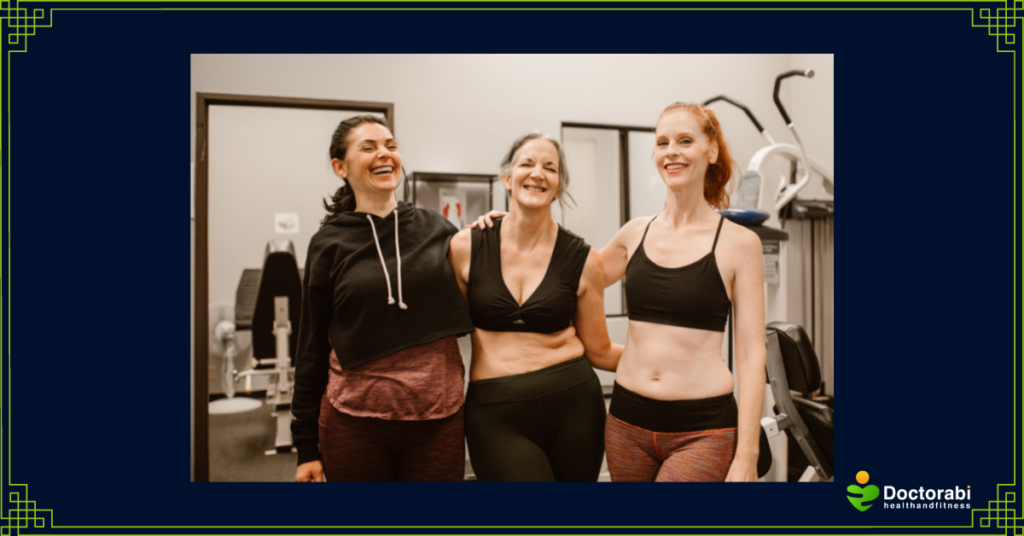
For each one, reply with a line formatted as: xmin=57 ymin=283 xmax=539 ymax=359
xmin=470 ymin=325 xmax=585 ymax=381
xmin=615 ymin=319 xmax=734 ymax=401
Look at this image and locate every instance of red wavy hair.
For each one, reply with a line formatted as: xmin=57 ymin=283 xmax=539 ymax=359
xmin=656 ymin=102 xmax=737 ymax=210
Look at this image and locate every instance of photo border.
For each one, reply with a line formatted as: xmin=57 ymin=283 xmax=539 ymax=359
xmin=1 ymin=2 xmax=1020 ymax=533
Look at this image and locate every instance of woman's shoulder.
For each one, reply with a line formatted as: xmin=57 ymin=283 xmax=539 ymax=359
xmin=450 ymin=227 xmax=473 ymax=253
xmin=308 ymin=222 xmax=343 ymax=250
xmin=557 ymin=223 xmax=592 ymax=252
xmin=718 ymin=216 xmax=762 ymax=257
xmin=608 ymin=215 xmax=655 ymax=246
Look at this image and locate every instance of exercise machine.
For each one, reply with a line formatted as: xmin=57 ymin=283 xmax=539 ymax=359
xmin=233 ymin=239 xmax=302 ymax=455
xmin=762 ymin=322 xmax=834 ymax=481
xmin=704 ymin=69 xmax=834 ymax=229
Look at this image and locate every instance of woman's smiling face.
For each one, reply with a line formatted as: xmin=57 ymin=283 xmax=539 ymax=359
xmin=504 ymin=138 xmax=561 ymax=209
xmin=335 ymin=122 xmax=402 ymax=195
xmin=654 ymin=109 xmax=718 ymax=190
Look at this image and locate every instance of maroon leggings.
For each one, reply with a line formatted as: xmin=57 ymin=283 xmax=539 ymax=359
xmin=317 ymin=396 xmax=465 ymax=482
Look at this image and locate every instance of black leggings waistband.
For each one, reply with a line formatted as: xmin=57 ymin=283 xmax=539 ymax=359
xmin=609 ymin=381 xmax=737 ymax=433
xmin=465 ymin=356 xmax=594 ymax=407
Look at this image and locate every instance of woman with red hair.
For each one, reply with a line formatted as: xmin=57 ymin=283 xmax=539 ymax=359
xmin=598 ymin=102 xmax=766 ymax=482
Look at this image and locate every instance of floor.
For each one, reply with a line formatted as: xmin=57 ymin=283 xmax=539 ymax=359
xmin=208 ymin=397 xmax=613 ymax=482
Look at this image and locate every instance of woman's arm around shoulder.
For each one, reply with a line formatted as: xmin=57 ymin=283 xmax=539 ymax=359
xmin=599 ymin=216 xmax=652 ymax=289
xmin=725 ymin=224 xmax=767 ymax=482
xmin=574 ymin=248 xmax=624 ymax=371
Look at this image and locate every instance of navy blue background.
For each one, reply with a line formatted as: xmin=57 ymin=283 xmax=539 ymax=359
xmin=3 ymin=3 xmax=1019 ymax=533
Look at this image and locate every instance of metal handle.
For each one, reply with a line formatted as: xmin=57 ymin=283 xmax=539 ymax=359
xmin=772 ymin=69 xmax=815 ymax=126
xmin=702 ymin=95 xmax=769 ymax=135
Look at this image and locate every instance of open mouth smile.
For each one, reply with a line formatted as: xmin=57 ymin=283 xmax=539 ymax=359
xmin=372 ymin=166 xmax=394 ymax=175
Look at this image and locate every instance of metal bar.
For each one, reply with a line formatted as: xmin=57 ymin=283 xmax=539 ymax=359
xmin=816 ymin=220 xmax=825 ymax=385
xmin=802 ymin=222 xmax=813 ymax=352
xmin=822 ymin=218 xmax=833 ymax=395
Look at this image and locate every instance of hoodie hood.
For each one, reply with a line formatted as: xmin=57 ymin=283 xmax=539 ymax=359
xmin=324 ymin=200 xmax=416 ymax=228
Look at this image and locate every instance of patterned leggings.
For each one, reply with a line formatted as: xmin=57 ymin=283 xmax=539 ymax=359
xmin=317 ymin=396 xmax=465 ymax=482
xmin=605 ymin=414 xmax=735 ymax=481
xmin=604 ymin=382 xmax=737 ymax=482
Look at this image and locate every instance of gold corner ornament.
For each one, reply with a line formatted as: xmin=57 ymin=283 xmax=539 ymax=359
xmin=974 ymin=0 xmax=1021 ymax=52
xmin=1 ymin=0 xmax=51 ymax=53
xmin=1 ymin=484 xmax=50 ymax=535
xmin=975 ymin=484 xmax=1022 ymax=535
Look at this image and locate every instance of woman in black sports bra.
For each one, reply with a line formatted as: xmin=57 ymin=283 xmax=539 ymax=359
xmin=598 ymin=103 xmax=767 ymax=482
xmin=448 ymin=133 xmax=623 ymax=481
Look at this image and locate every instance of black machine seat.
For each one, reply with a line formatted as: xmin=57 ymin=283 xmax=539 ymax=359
xmin=235 ymin=240 xmax=303 ymax=367
xmin=765 ymin=322 xmax=834 ymax=480
xmin=769 ymin=322 xmax=821 ymax=396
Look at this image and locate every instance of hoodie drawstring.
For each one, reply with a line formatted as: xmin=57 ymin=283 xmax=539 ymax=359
xmin=393 ymin=213 xmax=407 ymax=309
xmin=366 ymin=212 xmax=408 ymax=310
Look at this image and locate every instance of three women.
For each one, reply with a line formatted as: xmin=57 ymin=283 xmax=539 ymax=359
xmin=292 ymin=103 xmax=765 ymax=482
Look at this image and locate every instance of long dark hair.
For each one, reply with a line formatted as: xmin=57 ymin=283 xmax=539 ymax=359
xmin=321 ymin=115 xmax=392 ymax=227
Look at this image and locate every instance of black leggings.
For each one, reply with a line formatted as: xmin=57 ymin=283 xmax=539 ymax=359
xmin=464 ymin=356 xmax=606 ymax=482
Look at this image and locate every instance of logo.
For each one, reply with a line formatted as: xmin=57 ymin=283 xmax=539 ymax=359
xmin=847 ymin=471 xmax=880 ymax=512
xmin=845 ymin=471 xmax=971 ymax=512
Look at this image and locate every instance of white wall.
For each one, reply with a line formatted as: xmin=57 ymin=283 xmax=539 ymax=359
xmin=790 ymin=54 xmax=835 ymax=195
xmin=206 ymin=105 xmax=370 ymax=306
xmin=192 ymin=55 xmax=824 ymax=181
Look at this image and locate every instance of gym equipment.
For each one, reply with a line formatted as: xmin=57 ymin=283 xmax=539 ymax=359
xmin=208 ymin=303 xmax=261 ymax=415
xmin=762 ymin=322 xmax=834 ymax=481
xmin=233 ymin=239 xmax=303 ymax=455
xmin=703 ymin=69 xmax=834 ymax=229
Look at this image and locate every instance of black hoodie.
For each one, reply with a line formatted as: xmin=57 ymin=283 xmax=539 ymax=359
xmin=291 ymin=201 xmax=474 ymax=465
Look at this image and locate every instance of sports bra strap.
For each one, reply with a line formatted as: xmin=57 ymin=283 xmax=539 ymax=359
xmin=711 ymin=215 xmax=725 ymax=253
xmin=640 ymin=213 xmax=659 ymax=244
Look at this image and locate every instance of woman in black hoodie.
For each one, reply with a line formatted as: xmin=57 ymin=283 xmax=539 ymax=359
xmin=291 ymin=115 xmax=475 ymax=482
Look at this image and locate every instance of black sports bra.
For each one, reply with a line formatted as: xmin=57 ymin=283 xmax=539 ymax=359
xmin=467 ymin=218 xmax=591 ymax=334
xmin=624 ymin=214 xmax=731 ymax=332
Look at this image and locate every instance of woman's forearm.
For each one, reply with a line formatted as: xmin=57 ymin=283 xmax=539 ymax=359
xmin=585 ymin=342 xmax=624 ymax=372
xmin=734 ymin=355 xmax=766 ymax=460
